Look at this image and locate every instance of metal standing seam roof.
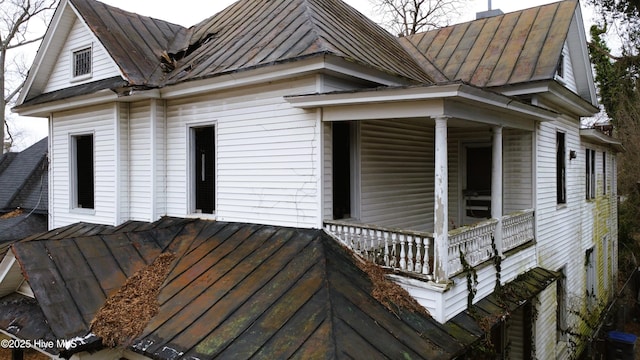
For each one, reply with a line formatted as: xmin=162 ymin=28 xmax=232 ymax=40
xmin=402 ymin=0 xmax=578 ymax=88
xmin=9 ymin=218 xmax=462 ymax=359
xmin=69 ymin=0 xmax=186 ymax=85
xmin=163 ymin=0 xmax=434 ymax=85
xmin=0 ymin=137 xmax=48 ymax=213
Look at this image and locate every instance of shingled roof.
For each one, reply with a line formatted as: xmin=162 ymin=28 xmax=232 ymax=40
xmin=401 ymin=0 xmax=578 ymax=88
xmin=7 ymin=218 xmax=465 ymax=359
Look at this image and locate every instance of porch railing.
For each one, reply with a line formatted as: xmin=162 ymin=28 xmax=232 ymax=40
xmin=502 ymin=209 xmax=535 ymax=252
xmin=447 ymin=219 xmax=497 ymax=275
xmin=324 ymin=210 xmax=534 ymax=278
xmin=323 ymin=220 xmax=435 ymax=278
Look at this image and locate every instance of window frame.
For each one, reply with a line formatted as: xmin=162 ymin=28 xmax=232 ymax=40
xmin=188 ymin=123 xmax=217 ymax=216
xmin=70 ymin=44 xmax=93 ymax=81
xmin=70 ymin=133 xmax=95 ymax=212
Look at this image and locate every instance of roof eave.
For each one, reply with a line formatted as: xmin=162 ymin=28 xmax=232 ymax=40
xmin=285 ymin=82 xmax=558 ymax=122
xmin=580 ymin=128 xmax=625 ymax=153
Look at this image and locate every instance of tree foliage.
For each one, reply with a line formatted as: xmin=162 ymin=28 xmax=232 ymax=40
xmin=588 ymin=0 xmax=640 ymax=267
xmin=371 ymin=0 xmax=469 ymax=36
xmin=0 ymin=0 xmax=56 ymax=153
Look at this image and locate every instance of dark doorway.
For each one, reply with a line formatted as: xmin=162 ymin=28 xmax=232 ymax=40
xmin=194 ymin=126 xmax=215 ymax=214
xmin=333 ymin=122 xmax=351 ymax=219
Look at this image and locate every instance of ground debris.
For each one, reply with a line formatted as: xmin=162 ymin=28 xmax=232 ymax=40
xmin=91 ymin=252 xmax=176 ymax=348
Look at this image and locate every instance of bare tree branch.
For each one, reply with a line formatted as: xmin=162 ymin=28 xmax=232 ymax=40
xmin=1 ymin=0 xmax=56 ymax=153
xmin=372 ymin=0 xmax=469 ymax=36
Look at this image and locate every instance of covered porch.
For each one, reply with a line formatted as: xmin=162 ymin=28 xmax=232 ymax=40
xmin=287 ymin=83 xmax=555 ymax=306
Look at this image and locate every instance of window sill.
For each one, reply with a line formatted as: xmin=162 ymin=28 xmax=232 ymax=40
xmin=70 ymin=207 xmax=96 ymax=215
xmin=70 ymin=73 xmax=93 ymax=83
xmin=186 ymin=213 xmax=217 ymax=220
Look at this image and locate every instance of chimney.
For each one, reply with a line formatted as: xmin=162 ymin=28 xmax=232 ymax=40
xmin=476 ymin=0 xmax=503 ymax=19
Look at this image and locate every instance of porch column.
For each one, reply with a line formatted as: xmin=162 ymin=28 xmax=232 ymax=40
xmin=492 ymin=126 xmax=503 ymax=256
xmin=434 ymin=116 xmax=449 ymax=283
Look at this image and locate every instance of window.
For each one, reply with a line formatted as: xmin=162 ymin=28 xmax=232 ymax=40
xmin=586 ymin=149 xmax=595 ymax=199
xmin=603 ymin=152 xmax=607 ymax=195
xmin=191 ymin=125 xmax=215 ymax=214
xmin=72 ymin=47 xmax=92 ymax=78
xmin=72 ymin=134 xmax=94 ymax=209
xmin=557 ymin=54 xmax=565 ymax=78
xmin=557 ymin=132 xmax=566 ymax=204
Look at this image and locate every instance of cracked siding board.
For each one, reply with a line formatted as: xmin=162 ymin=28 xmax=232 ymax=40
xmin=50 ymin=104 xmax=118 ymax=228
xmin=165 ymin=77 xmax=320 ymax=228
xmin=44 ymin=18 xmax=121 ymax=93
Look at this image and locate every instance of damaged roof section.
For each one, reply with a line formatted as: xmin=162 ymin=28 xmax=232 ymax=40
xmin=6 ymin=218 xmax=469 ymax=359
xmin=161 ymin=0 xmax=434 ymax=84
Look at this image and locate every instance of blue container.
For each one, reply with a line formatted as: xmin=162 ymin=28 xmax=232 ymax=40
xmin=607 ymin=331 xmax=637 ymax=360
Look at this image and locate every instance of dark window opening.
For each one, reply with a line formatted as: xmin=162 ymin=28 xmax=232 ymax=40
xmin=194 ymin=126 xmax=215 ymax=214
xmin=73 ymin=47 xmax=92 ymax=77
xmin=557 ymin=132 xmax=566 ymax=204
xmin=603 ymin=152 xmax=607 ymax=195
xmin=557 ymin=54 xmax=565 ymax=78
xmin=74 ymin=135 xmax=94 ymax=209
xmin=333 ymin=122 xmax=351 ymax=219
xmin=465 ymin=146 xmax=492 ymax=219
xmin=586 ymin=149 xmax=595 ymax=199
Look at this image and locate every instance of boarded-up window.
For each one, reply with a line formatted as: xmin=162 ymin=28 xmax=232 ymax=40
xmin=73 ymin=47 xmax=92 ymax=78
xmin=192 ymin=125 xmax=215 ymax=214
xmin=73 ymin=134 xmax=94 ymax=209
xmin=556 ymin=132 xmax=566 ymax=204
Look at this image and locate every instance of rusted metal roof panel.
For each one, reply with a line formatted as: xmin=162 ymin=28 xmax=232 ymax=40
xmin=69 ymin=0 xmax=185 ymax=85
xmin=404 ymin=0 xmax=578 ymax=87
xmin=164 ymin=0 xmax=433 ymax=84
xmin=5 ymin=217 xmax=551 ymax=358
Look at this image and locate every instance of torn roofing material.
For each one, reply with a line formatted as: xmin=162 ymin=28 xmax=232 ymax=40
xmin=8 ymin=217 xmax=463 ymax=359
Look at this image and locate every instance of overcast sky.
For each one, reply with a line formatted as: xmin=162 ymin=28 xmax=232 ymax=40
xmin=12 ymin=0 xmax=595 ymax=150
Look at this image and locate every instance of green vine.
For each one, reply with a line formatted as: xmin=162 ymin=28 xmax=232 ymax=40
xmin=491 ymin=235 xmax=501 ymax=291
xmin=460 ymin=249 xmax=478 ymax=310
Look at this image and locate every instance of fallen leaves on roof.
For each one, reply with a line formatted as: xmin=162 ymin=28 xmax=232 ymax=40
xmin=91 ymin=252 xmax=176 ymax=348
xmin=354 ymin=255 xmax=431 ymax=318
xmin=0 ymin=208 xmax=23 ymax=219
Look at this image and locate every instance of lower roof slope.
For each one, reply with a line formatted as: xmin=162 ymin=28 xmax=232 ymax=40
xmin=8 ymin=218 xmax=463 ymax=359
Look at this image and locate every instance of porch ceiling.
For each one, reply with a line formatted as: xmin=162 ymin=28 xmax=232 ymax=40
xmin=286 ymin=83 xmax=558 ymax=130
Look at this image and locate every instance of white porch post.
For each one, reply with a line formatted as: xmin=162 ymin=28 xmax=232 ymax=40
xmin=491 ymin=126 xmax=503 ymax=255
xmin=434 ymin=116 xmax=449 ymax=283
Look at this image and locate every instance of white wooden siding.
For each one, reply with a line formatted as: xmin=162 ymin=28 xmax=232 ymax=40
xmin=503 ymin=129 xmax=533 ymax=214
xmin=128 ymin=101 xmax=153 ymax=221
xmin=118 ymin=102 xmax=130 ymax=223
xmin=323 ymin=122 xmax=333 ymax=220
xmin=508 ymin=306 xmax=526 ymax=359
xmin=153 ymin=100 xmax=167 ymax=220
xmin=51 ymin=104 xmax=118 ymax=227
xmin=165 ymin=78 xmax=320 ymax=228
xmin=359 ymin=119 xmax=434 ymax=232
xmin=44 ymin=18 xmax=121 ymax=93
xmin=556 ymin=42 xmax=578 ymax=94
xmin=535 ymin=283 xmax=558 ymax=360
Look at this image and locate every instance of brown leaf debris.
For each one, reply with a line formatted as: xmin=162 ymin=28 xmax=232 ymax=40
xmin=355 ymin=257 xmax=430 ymax=318
xmin=91 ymin=252 xmax=176 ymax=348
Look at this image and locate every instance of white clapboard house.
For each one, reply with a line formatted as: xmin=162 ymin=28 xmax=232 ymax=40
xmin=4 ymin=0 xmax=622 ymax=358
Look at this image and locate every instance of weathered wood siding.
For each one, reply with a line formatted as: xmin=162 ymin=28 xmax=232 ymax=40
xmin=50 ymin=104 xmax=118 ymax=227
xmin=44 ymin=18 xmax=121 ymax=93
xmin=165 ymin=78 xmax=320 ymax=228
xmin=359 ymin=119 xmax=434 ymax=232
